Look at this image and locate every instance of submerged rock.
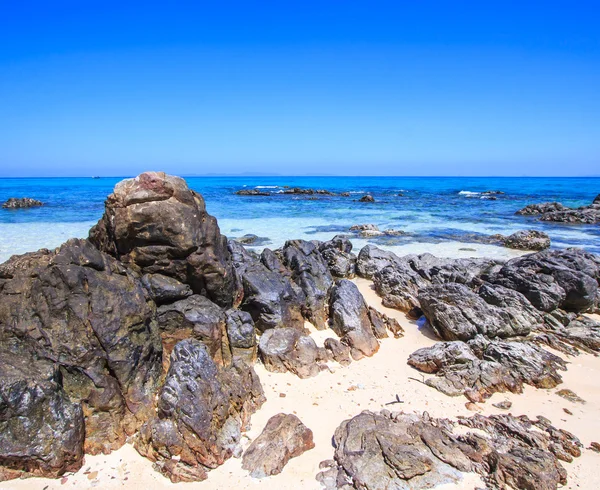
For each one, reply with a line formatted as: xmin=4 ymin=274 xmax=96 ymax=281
xmin=242 ymin=413 xmax=314 ymax=478
xmin=358 ymin=195 xmax=375 ymax=202
xmin=236 ymin=189 xmax=271 ymax=196
xmin=500 ymin=229 xmax=551 ymax=251
xmin=89 ymin=171 xmax=240 ymax=308
xmin=516 ymin=195 xmax=600 ymax=224
xmin=2 ymin=197 xmax=44 ymax=208
xmin=135 ymin=339 xmax=265 ymax=483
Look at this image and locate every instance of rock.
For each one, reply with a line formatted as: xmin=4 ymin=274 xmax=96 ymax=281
xmin=491 ymin=248 xmax=600 ymax=313
xmin=356 ymin=245 xmax=402 ymax=280
xmin=408 ymin=337 xmax=566 ymax=401
xmin=235 ymin=189 xmax=270 ymax=196
xmin=359 ymin=229 xmax=384 ymax=237
xmin=368 ymin=307 xmax=404 ymax=338
xmin=318 ymin=410 xmax=580 ymax=490
xmin=89 ymin=172 xmax=240 ymax=308
xmin=589 ymin=442 xmax=600 ymax=453
xmin=516 ymin=196 xmax=600 ymax=224
xmin=135 ymin=339 xmax=265 ymax=483
xmin=501 ymin=230 xmax=551 ymax=251
xmin=225 ymin=309 xmax=258 ymax=363
xmin=328 ymin=280 xmax=380 ymax=360
xmin=1 ymin=197 xmax=44 ymax=209
xmin=340 ymin=192 xmax=350 ymax=197
xmin=281 ymin=240 xmax=334 ymax=329
xmin=383 ymin=229 xmax=405 ymax=236
xmin=0 ymin=335 xmax=85 ymax=481
xmin=234 ymin=234 xmax=271 ymax=246
xmin=157 ymin=295 xmax=230 ymax=368
xmin=229 ymin=241 xmax=305 ymax=332
xmin=349 ymin=224 xmax=379 ymax=231
xmin=242 ymin=414 xmax=314 ymax=478
xmin=418 ymin=283 xmax=542 ymax=341
xmin=358 ymin=195 xmax=375 ymax=202
xmin=141 ymin=273 xmax=192 ymax=305
xmin=324 ymin=338 xmax=352 ymax=366
xmin=258 ymin=327 xmax=326 ymax=378
xmin=282 ymin=187 xmax=315 ymax=195
xmin=556 ymin=389 xmax=586 ymax=404
xmin=534 ymin=310 xmax=600 ymax=355
xmin=0 ymin=239 xmax=162 ymax=456
xmin=318 ymin=236 xmax=357 ymax=278
xmin=492 ymin=400 xmax=512 ymax=410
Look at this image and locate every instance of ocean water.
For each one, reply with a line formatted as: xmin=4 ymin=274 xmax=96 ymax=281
xmin=0 ymin=176 xmax=599 ymax=264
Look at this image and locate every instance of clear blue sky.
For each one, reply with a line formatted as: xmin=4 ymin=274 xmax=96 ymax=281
xmin=1 ymin=1 xmax=599 ymax=177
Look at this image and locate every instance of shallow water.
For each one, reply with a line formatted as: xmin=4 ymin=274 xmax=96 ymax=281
xmin=1 ymin=176 xmax=598 ymax=263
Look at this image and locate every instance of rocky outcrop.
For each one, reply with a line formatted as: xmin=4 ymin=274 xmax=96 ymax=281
xmin=2 ymin=197 xmax=44 ymax=208
xmin=135 ymin=339 xmax=265 ymax=483
xmin=142 ymin=273 xmax=193 ymax=305
xmin=318 ymin=236 xmax=357 ymax=278
xmin=229 ymin=241 xmax=305 ymax=332
xmin=498 ymin=230 xmax=551 ymax=250
xmin=329 ymin=280 xmax=380 ymax=360
xmin=317 ymin=410 xmax=580 ymax=490
xmin=242 ymin=414 xmax=314 ymax=478
xmin=535 ymin=309 xmax=600 ymax=355
xmin=0 ymin=239 xmax=162 ymax=458
xmin=281 ymin=240 xmax=334 ymax=329
xmin=408 ymin=337 xmax=566 ymax=401
xmin=516 ymin=195 xmax=600 ymax=224
xmin=418 ymin=283 xmax=542 ymax=341
xmin=225 ymin=309 xmax=258 ymax=363
xmin=358 ymin=195 xmax=374 ymax=202
xmin=0 ymin=335 xmax=85 ymax=481
xmin=258 ymin=328 xmax=327 ymax=378
xmin=89 ymin=172 xmax=239 ymax=308
xmin=490 ymin=248 xmax=600 ymax=313
xmin=236 ymin=189 xmax=271 ymax=196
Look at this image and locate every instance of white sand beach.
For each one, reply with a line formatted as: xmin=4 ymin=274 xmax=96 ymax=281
xmin=4 ymin=278 xmax=599 ymax=490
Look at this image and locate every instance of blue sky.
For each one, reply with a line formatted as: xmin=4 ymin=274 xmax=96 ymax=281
xmin=0 ymin=1 xmax=599 ymax=177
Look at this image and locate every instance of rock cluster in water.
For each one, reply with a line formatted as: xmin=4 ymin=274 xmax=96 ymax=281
xmin=517 ymin=194 xmax=600 ymax=224
xmin=0 ymin=172 xmax=598 ymax=489
xmin=2 ymin=197 xmax=44 ymax=208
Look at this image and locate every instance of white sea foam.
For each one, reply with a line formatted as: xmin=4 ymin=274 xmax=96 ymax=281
xmin=458 ymin=190 xmax=481 ymax=197
xmin=255 ymin=185 xmax=279 ymax=189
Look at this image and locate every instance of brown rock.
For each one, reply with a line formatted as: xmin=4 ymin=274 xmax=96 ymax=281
xmin=242 ymin=414 xmax=314 ymax=478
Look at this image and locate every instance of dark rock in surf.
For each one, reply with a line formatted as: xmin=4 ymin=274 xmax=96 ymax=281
xmin=2 ymin=197 xmax=44 ymax=209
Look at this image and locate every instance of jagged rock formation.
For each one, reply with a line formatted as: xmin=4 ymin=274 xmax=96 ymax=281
xmin=494 ymin=229 xmax=551 ymax=250
xmin=242 ymin=413 xmax=314 ymax=478
xmin=317 ymin=410 xmax=581 ymax=490
xmin=2 ymin=197 xmax=44 ymax=208
xmin=135 ymin=339 xmax=265 ymax=482
xmin=89 ymin=172 xmax=240 ymax=307
xmin=319 ymin=236 xmax=357 ymax=278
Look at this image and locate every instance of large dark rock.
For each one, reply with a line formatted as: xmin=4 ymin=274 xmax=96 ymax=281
xmin=89 ymin=172 xmax=240 ymax=308
xmin=491 ymin=248 xmax=600 ymax=313
xmin=229 ymin=241 xmax=305 ymax=332
xmin=319 ymin=236 xmax=357 ymax=278
xmin=142 ymin=273 xmax=193 ymax=305
xmin=225 ymin=309 xmax=258 ymax=363
xmin=0 ymin=335 xmax=85 ymax=481
xmin=135 ymin=339 xmax=265 ymax=483
xmin=317 ymin=410 xmax=580 ymax=490
xmin=2 ymin=197 xmax=44 ymax=209
xmin=418 ymin=283 xmax=542 ymax=341
xmin=516 ymin=202 xmax=568 ymax=215
xmin=329 ymin=280 xmax=380 ymax=360
xmin=242 ymin=413 xmax=314 ymax=478
xmin=408 ymin=336 xmax=566 ymax=401
xmin=0 ymin=239 xmax=162 ymax=458
xmin=258 ymin=327 xmax=326 ymax=378
xmin=156 ymin=294 xmax=230 ymax=368
xmin=281 ymin=240 xmax=334 ymax=329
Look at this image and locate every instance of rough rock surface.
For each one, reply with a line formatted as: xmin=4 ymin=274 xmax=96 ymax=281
xmin=258 ymin=327 xmax=327 ymax=378
xmin=418 ymin=283 xmax=542 ymax=341
xmin=329 ymin=280 xmax=380 ymax=360
xmin=317 ymin=410 xmax=581 ymax=490
xmin=135 ymin=339 xmax=265 ymax=483
xmin=229 ymin=241 xmax=305 ymax=332
xmin=319 ymin=236 xmax=357 ymax=278
xmin=142 ymin=273 xmax=193 ymax=305
xmin=408 ymin=337 xmax=566 ymax=401
xmin=0 ymin=239 xmax=162 ymax=457
xmin=490 ymin=248 xmax=600 ymax=313
xmin=225 ymin=309 xmax=258 ymax=363
xmin=500 ymin=230 xmax=551 ymax=250
xmin=89 ymin=172 xmax=239 ymax=308
xmin=2 ymin=197 xmax=44 ymax=208
xmin=0 ymin=335 xmax=85 ymax=481
xmin=517 ymin=195 xmax=600 ymax=224
xmin=242 ymin=413 xmax=314 ymax=478
xmin=358 ymin=195 xmax=374 ymax=202
xmin=281 ymin=240 xmax=334 ymax=329
xmin=235 ymin=189 xmax=270 ymax=196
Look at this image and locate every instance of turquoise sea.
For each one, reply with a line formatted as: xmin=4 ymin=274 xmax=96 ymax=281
xmin=1 ymin=176 xmax=599 ymax=263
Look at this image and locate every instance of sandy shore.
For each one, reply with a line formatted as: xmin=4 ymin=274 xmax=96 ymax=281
xmin=3 ymin=278 xmax=600 ymax=490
